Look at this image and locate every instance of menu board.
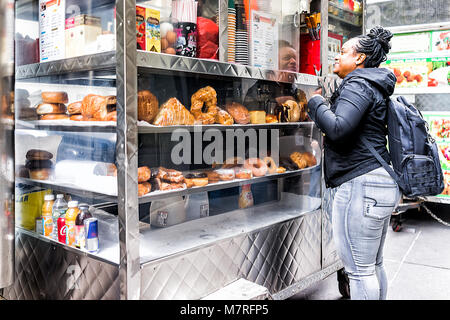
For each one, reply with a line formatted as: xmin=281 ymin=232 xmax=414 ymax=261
xmin=249 ymin=11 xmax=278 ymax=70
xmin=39 ymin=0 xmax=66 ymax=62
xmin=423 ymin=112 xmax=450 ymax=199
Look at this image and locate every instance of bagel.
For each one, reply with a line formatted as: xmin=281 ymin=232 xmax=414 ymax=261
xmin=191 ymin=86 xmax=218 ymax=124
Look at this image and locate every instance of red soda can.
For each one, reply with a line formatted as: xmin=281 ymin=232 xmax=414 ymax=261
xmin=57 ymin=216 xmax=67 ymax=243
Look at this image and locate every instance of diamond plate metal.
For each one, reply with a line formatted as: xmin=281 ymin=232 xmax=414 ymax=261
xmin=139 ymin=210 xmax=322 ymax=300
xmin=2 ymin=230 xmax=119 ymax=300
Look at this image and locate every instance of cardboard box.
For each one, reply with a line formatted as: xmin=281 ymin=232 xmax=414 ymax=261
xmin=136 ymin=6 xmax=146 ymax=50
xmin=65 ymin=14 xmax=102 ymax=58
xmin=146 ymin=8 xmax=161 ymax=52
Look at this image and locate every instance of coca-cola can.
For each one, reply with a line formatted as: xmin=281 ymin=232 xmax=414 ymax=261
xmin=57 ymin=216 xmax=67 ymax=244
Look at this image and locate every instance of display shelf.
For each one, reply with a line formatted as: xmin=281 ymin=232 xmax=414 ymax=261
xmin=16 ymin=177 xmax=118 ymax=201
xmin=15 ymin=51 xmax=116 ymax=80
xmin=138 ymin=121 xmax=316 ymax=133
xmin=140 ymin=192 xmax=321 ymax=264
xmin=138 ymin=164 xmax=319 ymax=204
xmin=393 ymin=87 xmax=450 ymax=95
xmin=15 ymin=119 xmax=117 ymax=132
xmin=328 ymin=14 xmax=362 ymax=27
xmin=136 ymin=51 xmax=320 ymax=86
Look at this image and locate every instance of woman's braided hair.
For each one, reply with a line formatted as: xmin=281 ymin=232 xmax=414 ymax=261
xmin=355 ymin=26 xmax=393 ymax=68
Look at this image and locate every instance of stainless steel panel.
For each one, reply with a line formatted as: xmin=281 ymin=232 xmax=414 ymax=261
xmin=140 ymin=210 xmax=322 ymax=300
xmin=321 ymin=187 xmax=339 ymax=268
xmin=115 ymin=0 xmax=140 ymax=300
xmin=0 ymin=0 xmax=15 ymax=289
xmin=2 ymin=230 xmax=119 ymax=300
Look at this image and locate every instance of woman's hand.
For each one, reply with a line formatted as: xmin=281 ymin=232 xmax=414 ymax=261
xmin=313 ymin=87 xmax=323 ymax=96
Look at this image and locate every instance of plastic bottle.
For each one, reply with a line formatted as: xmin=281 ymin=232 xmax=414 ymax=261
xmin=42 ymin=194 xmax=54 ymax=237
xmin=239 ymin=184 xmax=254 ymax=209
xmin=75 ymin=203 xmax=92 ymax=249
xmin=65 ymin=201 xmax=80 ymax=247
xmin=51 ymin=194 xmax=68 ymax=240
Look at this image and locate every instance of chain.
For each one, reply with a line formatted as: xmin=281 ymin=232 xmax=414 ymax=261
xmin=420 ymin=201 xmax=450 ymax=227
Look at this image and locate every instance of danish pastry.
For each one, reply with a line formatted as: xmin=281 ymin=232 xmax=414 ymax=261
xmin=153 ymin=98 xmax=195 ymax=126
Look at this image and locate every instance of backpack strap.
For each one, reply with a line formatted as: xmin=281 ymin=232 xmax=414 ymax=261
xmin=360 ymin=136 xmax=406 ymax=191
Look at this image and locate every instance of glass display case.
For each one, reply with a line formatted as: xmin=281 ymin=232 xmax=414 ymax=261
xmin=2 ymin=0 xmax=343 ymax=300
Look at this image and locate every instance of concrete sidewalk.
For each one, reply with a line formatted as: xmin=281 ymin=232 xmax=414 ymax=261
xmin=290 ymin=204 xmax=450 ymax=300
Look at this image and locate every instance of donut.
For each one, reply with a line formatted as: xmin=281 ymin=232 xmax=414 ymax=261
xmin=26 ymin=149 xmax=53 ymax=161
xmin=41 ymin=91 xmax=68 ymax=104
xmin=215 ymin=169 xmax=235 ymax=181
xmin=138 ymin=166 xmax=151 ymax=183
xmin=39 ymin=114 xmax=70 ymax=120
xmin=190 ymin=86 xmax=218 ymax=125
xmin=70 ymin=114 xmax=85 ymax=121
xmin=185 ymin=173 xmax=209 ymax=187
xmin=243 ymin=158 xmax=268 ymax=177
xmin=215 ymin=107 xmax=234 ymax=125
xmin=234 ymin=167 xmax=252 ymax=179
xmin=138 ymin=182 xmax=152 ymax=196
xmin=263 ymin=157 xmax=277 ymax=174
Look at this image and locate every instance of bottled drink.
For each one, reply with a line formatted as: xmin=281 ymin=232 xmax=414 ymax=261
xmin=65 ymin=201 xmax=79 ymax=247
xmin=239 ymin=184 xmax=254 ymax=209
xmin=75 ymin=203 xmax=92 ymax=249
xmin=51 ymin=194 xmax=68 ymax=240
xmin=57 ymin=214 xmax=66 ymax=244
xmin=42 ymin=194 xmax=55 ymax=237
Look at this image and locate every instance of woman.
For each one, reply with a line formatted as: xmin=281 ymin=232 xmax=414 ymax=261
xmin=307 ymin=26 xmax=402 ymax=300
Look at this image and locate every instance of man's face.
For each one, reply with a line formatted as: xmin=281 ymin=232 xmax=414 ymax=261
xmin=333 ymin=38 xmax=361 ymax=78
xmin=279 ymin=46 xmax=297 ymax=72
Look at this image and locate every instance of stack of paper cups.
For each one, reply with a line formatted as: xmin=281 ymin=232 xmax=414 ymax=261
xmin=227 ymin=2 xmax=236 ymax=63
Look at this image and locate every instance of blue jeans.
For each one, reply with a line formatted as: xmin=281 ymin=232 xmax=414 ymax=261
xmin=329 ymin=167 xmax=401 ymax=300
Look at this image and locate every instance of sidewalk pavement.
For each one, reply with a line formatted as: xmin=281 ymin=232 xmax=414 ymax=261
xmin=290 ymin=204 xmax=450 ymax=300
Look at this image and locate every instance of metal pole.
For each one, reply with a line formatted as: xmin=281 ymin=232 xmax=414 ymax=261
xmin=116 ymin=0 xmax=140 ymax=300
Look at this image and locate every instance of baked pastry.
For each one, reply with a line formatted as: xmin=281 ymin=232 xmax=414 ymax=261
xmin=81 ymin=94 xmax=108 ymax=121
xmin=263 ymin=156 xmax=277 ymax=174
xmin=154 ymin=167 xmax=185 ymax=184
xmin=265 ymin=114 xmax=278 ymax=123
xmin=302 ymin=152 xmax=317 ymax=167
xmin=191 ymin=86 xmax=218 ymax=125
xmin=280 ymin=158 xmax=297 ymax=171
xmin=243 ymin=158 xmax=268 ymax=177
xmin=42 ymin=91 xmax=68 ymax=104
xmin=153 ymin=98 xmax=195 ymax=126
xmin=138 ymin=182 xmax=152 ymax=196
xmin=290 ymin=152 xmax=309 ymax=169
xmin=26 ymin=149 xmax=53 ymax=161
xmin=274 ymin=104 xmax=290 ymax=123
xmin=206 ymin=170 xmax=220 ymax=183
xmin=26 ymin=159 xmax=54 ymax=180
xmin=249 ymin=111 xmax=266 ymax=124
xmin=36 ymin=103 xmax=67 ymax=115
xmin=40 ymin=114 xmax=70 ymax=120
xmin=138 ymin=166 xmax=151 ymax=183
xmin=296 ymin=89 xmax=308 ymax=121
xmin=185 ymin=172 xmax=209 ymax=187
xmin=216 ymin=168 xmax=235 ymax=181
xmin=215 ymin=107 xmax=234 ymax=125
xmin=276 ymin=166 xmax=286 ymax=173
xmin=234 ymin=167 xmax=252 ymax=179
xmin=283 ymin=100 xmax=300 ymax=122
xmin=70 ymin=114 xmax=85 ymax=121
xmin=225 ymin=102 xmax=250 ymax=124
xmin=29 ymin=168 xmax=52 ymax=180
xmin=106 ymin=111 xmax=117 ymax=122
xmin=67 ymin=101 xmax=82 ymax=115
xmin=138 ymin=90 xmax=159 ymax=123
xmin=222 ymin=156 xmax=244 ymax=169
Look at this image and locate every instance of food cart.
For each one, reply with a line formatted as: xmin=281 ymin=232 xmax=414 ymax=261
xmin=0 ymin=0 xmax=357 ymax=300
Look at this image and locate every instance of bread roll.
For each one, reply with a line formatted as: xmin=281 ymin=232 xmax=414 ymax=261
xmin=138 ymin=90 xmax=159 ymax=123
xmin=41 ymin=91 xmax=68 ymax=104
xmin=36 ymin=103 xmax=67 ymax=115
xmin=81 ymin=94 xmax=108 ymax=121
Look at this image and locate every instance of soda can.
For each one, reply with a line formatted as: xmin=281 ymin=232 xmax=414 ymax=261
xmin=57 ymin=216 xmax=67 ymax=244
xmin=84 ymin=217 xmax=99 ymax=252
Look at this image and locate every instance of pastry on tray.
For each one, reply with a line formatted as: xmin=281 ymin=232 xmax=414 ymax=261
xmin=191 ymin=86 xmax=218 ymax=125
xmin=153 ymin=98 xmax=195 ymax=126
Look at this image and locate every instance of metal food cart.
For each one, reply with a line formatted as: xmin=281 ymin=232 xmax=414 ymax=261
xmin=0 ymin=0 xmax=353 ymax=300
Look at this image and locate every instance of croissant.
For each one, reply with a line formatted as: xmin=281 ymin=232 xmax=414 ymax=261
xmin=153 ymin=98 xmax=195 ymax=126
xmin=81 ymin=94 xmax=108 ymax=121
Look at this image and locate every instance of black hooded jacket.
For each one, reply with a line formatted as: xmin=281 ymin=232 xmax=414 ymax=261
xmin=307 ymin=68 xmax=397 ymax=188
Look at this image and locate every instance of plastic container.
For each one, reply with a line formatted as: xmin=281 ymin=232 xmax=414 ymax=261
xmin=65 ymin=201 xmax=80 ymax=247
xmin=160 ymin=18 xmax=178 ymax=55
xmin=42 ymin=194 xmax=54 ymax=237
xmin=185 ymin=192 xmax=209 ymax=221
xmin=51 ymin=194 xmax=67 ymax=240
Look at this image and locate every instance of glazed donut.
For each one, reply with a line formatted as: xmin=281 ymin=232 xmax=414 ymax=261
xmin=215 ymin=107 xmax=234 ymax=125
xmin=290 ymin=152 xmax=308 ymax=169
xmin=263 ymin=157 xmax=277 ymax=174
xmin=191 ymin=86 xmax=218 ymax=125
xmin=234 ymin=167 xmax=252 ymax=179
xmin=41 ymin=91 xmax=68 ymax=104
xmin=216 ymin=169 xmax=235 ymax=181
xmin=138 ymin=182 xmax=152 ymax=196
xmin=40 ymin=114 xmax=69 ymax=120
xmin=70 ymin=114 xmax=85 ymax=121
xmin=244 ymin=158 xmax=268 ymax=177
xmin=138 ymin=166 xmax=151 ymax=183
xmin=36 ymin=103 xmax=67 ymax=115
xmin=67 ymin=101 xmax=82 ymax=115
xmin=185 ymin=173 xmax=209 ymax=187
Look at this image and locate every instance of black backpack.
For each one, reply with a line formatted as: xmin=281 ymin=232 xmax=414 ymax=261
xmin=361 ymin=95 xmax=444 ymax=198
